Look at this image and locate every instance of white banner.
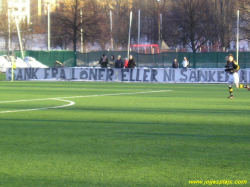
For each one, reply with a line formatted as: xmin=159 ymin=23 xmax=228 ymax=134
xmin=6 ymin=67 xmax=250 ymax=83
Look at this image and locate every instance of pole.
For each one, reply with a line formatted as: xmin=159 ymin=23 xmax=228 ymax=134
xmin=127 ymin=11 xmax=132 ymax=59
xmin=110 ymin=11 xmax=113 ymax=51
xmin=138 ymin=10 xmax=140 ymax=53
xmin=160 ymin=13 xmax=162 ymax=52
xmin=11 ymin=55 xmax=14 ymax=81
xmin=15 ymin=14 xmax=24 ymax=59
xmin=157 ymin=3 xmax=160 ymax=52
xmin=47 ymin=3 xmax=51 ymax=51
xmin=236 ymin=10 xmax=239 ymax=63
xmin=8 ymin=8 xmax=11 ymax=55
xmin=80 ymin=9 xmax=83 ymax=53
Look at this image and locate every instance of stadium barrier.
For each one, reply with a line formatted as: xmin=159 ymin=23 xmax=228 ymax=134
xmin=6 ymin=67 xmax=250 ymax=83
xmin=77 ymin=51 xmax=250 ymax=68
xmin=1 ymin=50 xmax=250 ymax=68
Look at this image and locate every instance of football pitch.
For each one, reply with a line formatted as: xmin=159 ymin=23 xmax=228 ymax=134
xmin=0 ymin=75 xmax=249 ymax=187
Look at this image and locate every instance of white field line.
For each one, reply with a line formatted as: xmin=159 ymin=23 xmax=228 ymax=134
xmin=0 ymin=90 xmax=172 ymax=114
xmin=0 ymin=90 xmax=173 ymax=104
xmin=0 ymin=99 xmax=75 ymax=114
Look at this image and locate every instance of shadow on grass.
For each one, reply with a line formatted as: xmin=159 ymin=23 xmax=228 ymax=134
xmin=61 ymin=106 xmax=250 ymax=115
xmin=0 ymin=174 xmax=160 ymax=187
xmin=1 ymin=118 xmax=250 ymax=143
xmin=0 ymin=118 xmax=182 ymax=126
xmin=116 ymin=132 xmax=250 ymax=140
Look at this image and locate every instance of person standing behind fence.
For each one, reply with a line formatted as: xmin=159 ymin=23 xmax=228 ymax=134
xmin=172 ymin=59 xmax=179 ymax=68
xmin=124 ymin=58 xmax=129 ymax=68
xmin=109 ymin=55 xmax=115 ymax=68
xmin=99 ymin=54 xmax=109 ymax=68
xmin=128 ymin=55 xmax=136 ymax=68
xmin=182 ymin=56 xmax=189 ymax=68
xmin=115 ymin=55 xmax=124 ymax=68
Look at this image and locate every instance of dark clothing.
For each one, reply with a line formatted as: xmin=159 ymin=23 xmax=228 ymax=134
xmin=99 ymin=57 xmax=109 ymax=68
xmin=109 ymin=55 xmax=115 ymax=68
xmin=172 ymin=61 xmax=179 ymax=68
xmin=115 ymin=59 xmax=124 ymax=68
xmin=225 ymin=60 xmax=239 ymax=74
xmin=128 ymin=59 xmax=136 ymax=68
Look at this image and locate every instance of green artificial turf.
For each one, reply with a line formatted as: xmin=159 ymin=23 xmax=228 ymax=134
xmin=0 ymin=81 xmax=249 ymax=187
xmin=0 ymin=73 xmax=6 ymax=81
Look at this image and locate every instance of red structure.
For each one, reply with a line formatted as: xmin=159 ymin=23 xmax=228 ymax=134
xmin=130 ymin=44 xmax=160 ymax=54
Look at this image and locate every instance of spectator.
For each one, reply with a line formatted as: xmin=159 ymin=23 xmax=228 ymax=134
xmin=182 ymin=56 xmax=189 ymax=68
xmin=109 ymin=55 xmax=115 ymax=68
xmin=115 ymin=55 xmax=124 ymax=68
xmin=124 ymin=58 xmax=129 ymax=68
xmin=172 ymin=59 xmax=179 ymax=68
xmin=99 ymin=54 xmax=109 ymax=68
xmin=128 ymin=55 xmax=136 ymax=68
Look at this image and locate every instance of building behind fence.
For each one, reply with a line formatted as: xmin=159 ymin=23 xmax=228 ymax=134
xmin=1 ymin=51 xmax=250 ymax=68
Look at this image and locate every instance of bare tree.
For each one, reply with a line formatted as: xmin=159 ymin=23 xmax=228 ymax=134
xmin=95 ymin=0 xmax=115 ymax=50
xmin=0 ymin=1 xmax=9 ymax=51
xmin=51 ymin=0 xmax=103 ymax=52
xmin=165 ymin=0 xmax=218 ymax=53
xmin=235 ymin=0 xmax=250 ymax=41
xmin=211 ymin=0 xmax=235 ymax=49
xmin=0 ymin=0 xmax=15 ymax=53
xmin=112 ymin=0 xmax=132 ymax=48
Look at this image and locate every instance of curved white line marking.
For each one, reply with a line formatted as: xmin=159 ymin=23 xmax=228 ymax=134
xmin=0 ymin=99 xmax=75 ymax=114
xmin=0 ymin=90 xmax=172 ymax=114
xmin=0 ymin=90 xmax=173 ymax=104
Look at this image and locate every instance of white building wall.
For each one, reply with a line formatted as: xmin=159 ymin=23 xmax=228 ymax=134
xmin=9 ymin=0 xmax=30 ymax=24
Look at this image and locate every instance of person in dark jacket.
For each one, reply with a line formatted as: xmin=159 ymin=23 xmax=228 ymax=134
xmin=109 ymin=55 xmax=115 ymax=68
xmin=115 ymin=55 xmax=124 ymax=68
xmin=99 ymin=54 xmax=109 ymax=68
xmin=128 ymin=55 xmax=136 ymax=68
xmin=172 ymin=59 xmax=179 ymax=68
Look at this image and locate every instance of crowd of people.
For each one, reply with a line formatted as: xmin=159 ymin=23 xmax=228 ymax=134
xmin=100 ymin=54 xmax=192 ymax=69
xmin=100 ymin=54 xmax=193 ymax=69
xmin=99 ymin=54 xmax=137 ymax=69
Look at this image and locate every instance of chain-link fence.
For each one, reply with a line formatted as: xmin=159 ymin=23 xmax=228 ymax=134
xmin=76 ymin=51 xmax=250 ymax=68
xmin=0 ymin=50 xmax=250 ymax=68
